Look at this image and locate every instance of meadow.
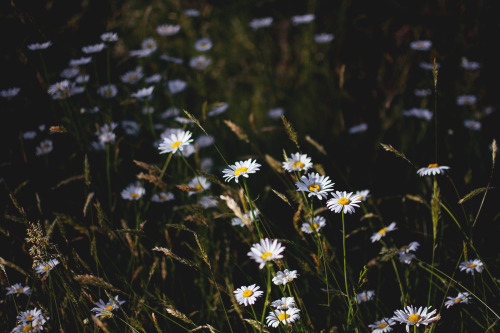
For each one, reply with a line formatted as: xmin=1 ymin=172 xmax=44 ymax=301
xmin=1 ymin=0 xmax=499 ymax=332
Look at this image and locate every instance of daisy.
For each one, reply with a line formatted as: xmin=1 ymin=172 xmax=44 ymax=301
xmin=189 ymin=55 xmax=211 ymax=70
xmin=247 ymin=238 xmax=285 ymax=269
xmin=301 ymin=216 xmax=326 ymax=234
xmin=398 ymin=242 xmax=420 ymax=264
xmin=121 ymin=183 xmax=145 ymax=201
xmin=151 ymin=192 xmax=174 ymax=202
xmin=97 ymin=84 xmax=118 ymax=98
xmin=195 ymin=135 xmax=215 ymax=148
xmin=327 ymin=191 xmax=362 ymax=214
xmin=48 ymin=80 xmax=71 ymax=96
xmin=348 ymin=123 xmax=368 ymax=134
xmin=17 ymin=308 xmax=44 ymax=323
xmin=207 ymin=102 xmax=228 ymax=116
xmin=391 ymin=305 xmax=438 ymax=332
xmin=161 ymin=107 xmax=180 ymax=119
xmin=0 ymin=87 xmax=21 ymax=99
xmin=354 ymin=189 xmax=370 ymax=201
xmin=141 ymin=37 xmax=157 ymax=51
xmin=184 ymin=9 xmax=200 ymax=17
xmin=167 ymin=79 xmax=187 ymax=94
xmin=368 ymin=318 xmax=396 ymax=333
xmin=416 ymin=164 xmax=450 ymax=176
xmin=464 ymin=119 xmax=481 ymax=131
xmin=6 ymin=283 xmax=32 ymax=297
xmin=82 ymin=43 xmax=106 ymax=54
xmin=266 ymin=307 xmax=301 ymax=327
xmin=158 ymin=130 xmax=193 ymax=154
xmin=402 ymin=108 xmax=433 ymax=121
xmin=283 ymin=153 xmax=313 ymax=172
xmin=75 ymin=75 xmax=90 ymax=84
xmin=445 ymin=292 xmax=471 ymax=308
xmin=370 ymin=222 xmax=397 ymax=243
xmin=156 ymin=24 xmax=180 ymax=36
xmin=121 ymin=120 xmax=140 ymax=135
xmin=194 ymin=38 xmax=213 ymax=52
xmin=234 ymin=284 xmax=263 ymax=306
xmin=198 ymin=195 xmax=218 ymax=208
xmin=291 ymin=14 xmax=315 ymax=25
xmin=419 ymin=61 xmax=440 ymax=71
xmin=131 ymin=86 xmax=154 ymax=99
xmin=414 ymin=88 xmax=432 ymax=97
xmin=35 ymin=140 xmax=53 ymax=156
xmin=129 ymin=48 xmax=154 ymax=58
xmin=91 ymin=295 xmax=126 ymax=318
xmin=457 ymin=95 xmax=477 ymax=106
xmin=314 ymin=33 xmax=334 ymax=44
xmin=96 ymin=123 xmax=117 ymax=144
xmin=459 ymin=259 xmax=484 ymax=275
xmin=295 ymin=173 xmax=334 ymax=200
xmin=35 ymin=259 xmax=59 ymax=274
xmin=249 ymin=17 xmax=273 ymax=30
xmin=232 ymin=210 xmax=259 ymax=227
xmin=70 ymin=56 xmax=92 ymax=66
xmin=356 ymin=290 xmax=375 ymax=303
xmin=272 ymin=269 xmax=299 ymax=285
xmin=101 ymin=32 xmax=119 ymax=42
xmin=222 ymin=159 xmax=261 ymax=183
xmin=160 ymin=54 xmax=184 ymax=64
xmin=460 ymin=58 xmax=480 ymax=70
xmin=27 ymin=41 xmax=52 ymax=50
xmin=145 ymin=74 xmax=162 ymax=83
xmin=121 ymin=67 xmax=144 ymax=84
xmin=22 ymin=131 xmax=37 ymax=140
xmin=410 ymin=40 xmax=432 ymax=51
xmin=267 ymin=107 xmax=284 ymax=120
xmin=271 ymin=297 xmax=296 ymax=310
xmin=187 ymin=176 xmax=211 ymax=195
xmin=14 ymin=308 xmax=48 ymax=333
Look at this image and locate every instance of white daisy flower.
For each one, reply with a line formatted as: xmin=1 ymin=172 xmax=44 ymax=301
xmin=14 ymin=308 xmax=48 ymax=332
xmin=198 ymin=195 xmax=218 ymax=208
xmin=60 ymin=67 xmax=79 ymax=79
xmin=370 ymin=222 xmax=397 ymax=243
xmin=234 ymin=284 xmax=263 ymax=306
xmin=158 ymin=130 xmax=193 ymax=155
xmin=327 ymin=191 xmax=362 ymax=214
xmin=295 ymin=173 xmax=334 ymax=200
xmin=300 ymin=216 xmax=326 ymax=234
xmin=91 ymin=295 xmax=126 ymax=318
xmin=194 ymin=38 xmax=212 ymax=52
xmin=129 ymin=48 xmax=154 ymax=58
xmin=391 ymin=305 xmax=438 ymax=332
xmin=35 ymin=139 xmax=53 ymax=156
xmin=167 ymin=79 xmax=187 ymax=94
xmin=402 ymin=108 xmax=433 ymax=121
xmin=232 ymin=210 xmax=259 ymax=227
xmin=348 ymin=123 xmax=368 ymax=134
xmin=398 ymin=242 xmax=419 ymax=264
xmin=464 ymin=119 xmax=481 ymax=131
xmin=414 ymin=88 xmax=432 ymax=97
xmin=145 ymin=74 xmax=162 ymax=83
xmin=207 ymin=102 xmax=228 ymax=116
xmin=151 ymin=192 xmax=174 ymax=202
xmin=419 ymin=61 xmax=440 ymax=71
xmin=195 ymin=135 xmax=215 ymax=148
xmin=187 ymin=176 xmax=211 ymax=196
xmin=410 ymin=40 xmax=432 ymax=51
xmin=457 ymin=95 xmax=477 ymax=106
xmin=283 ymin=153 xmax=313 ymax=172
xmin=101 ymin=32 xmax=118 ymax=42
xmin=82 ymin=43 xmax=106 ymax=54
xmin=156 ymin=24 xmax=180 ymax=36
xmin=141 ymin=37 xmax=157 ymax=51
xmin=445 ymin=292 xmax=471 ymax=308
xmin=121 ymin=120 xmax=140 ymax=135
xmin=416 ymin=164 xmax=450 ymax=176
xmin=189 ymin=55 xmax=211 ymax=70
xmin=184 ymin=8 xmax=200 ymax=17
xmin=35 ymin=259 xmax=59 ymax=274
xmin=0 ymin=87 xmax=21 ymax=99
xmin=131 ymin=86 xmax=154 ymax=99
xmin=69 ymin=57 xmax=92 ymax=67
xmin=97 ymin=84 xmax=118 ymax=98
xmin=161 ymin=107 xmax=180 ymax=119
xmin=6 ymin=283 xmax=32 ymax=297
xmin=249 ymin=17 xmax=273 ymax=30
xmin=121 ymin=67 xmax=144 ymax=84
xmin=267 ymin=107 xmax=284 ymax=120
xmin=160 ymin=54 xmax=184 ymax=64
xmin=222 ymin=159 xmax=261 ymax=183
xmin=460 ymin=58 xmax=480 ymax=70
xmin=96 ymin=122 xmax=117 ymax=144
xmin=266 ymin=307 xmax=301 ymax=327
xmin=291 ymin=13 xmax=315 ymax=25
xmin=459 ymin=259 xmax=484 ymax=275
xmin=121 ymin=183 xmax=145 ymax=201
xmin=354 ymin=189 xmax=370 ymax=201
xmin=356 ymin=290 xmax=375 ymax=303
xmin=272 ymin=269 xmax=299 ymax=285
xmin=27 ymin=41 xmax=52 ymax=50
xmin=247 ymin=238 xmax=285 ymax=269
xmin=271 ymin=297 xmax=296 ymax=310
xmin=368 ymin=318 xmax=396 ymax=333
xmin=314 ymin=33 xmax=334 ymax=44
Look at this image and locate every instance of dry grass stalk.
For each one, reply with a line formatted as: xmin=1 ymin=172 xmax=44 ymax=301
xmin=83 ymin=192 xmax=94 ymax=217
xmin=265 ymin=154 xmax=283 ymax=173
xmin=166 ymin=307 xmax=195 ymax=326
xmin=153 ymin=247 xmax=197 ymax=268
xmin=458 ymin=187 xmax=489 ymax=204
xmin=380 ymin=143 xmax=416 ymax=167
xmin=224 ymin=119 xmax=249 ymax=143
xmin=281 ymin=115 xmax=299 ymax=148
xmin=305 ymin=135 xmax=327 ymax=155
xmin=74 ymin=274 xmax=122 ymax=293
xmin=184 ymin=109 xmax=208 ymax=135
xmin=220 ymin=195 xmax=244 ymax=220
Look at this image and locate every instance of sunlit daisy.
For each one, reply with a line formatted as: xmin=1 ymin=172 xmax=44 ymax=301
xmin=91 ymin=295 xmax=126 ymax=318
xmin=141 ymin=37 xmax=157 ymax=52
xmin=459 ymin=259 xmax=484 ymax=275
xmin=6 ymin=283 xmax=32 ymax=297
xmin=398 ymin=242 xmax=419 ymax=264
xmin=416 ymin=164 xmax=450 ymax=176
xmin=356 ymin=290 xmax=375 ymax=303
xmin=445 ymin=292 xmax=471 ymax=308
xmin=14 ymin=308 xmax=48 ymax=333
xmin=100 ymin=32 xmax=118 ymax=42
xmin=232 ymin=210 xmax=259 ymax=227
xmin=410 ymin=40 xmax=432 ymax=51
xmin=247 ymin=238 xmax=285 ymax=269
xmin=391 ymin=305 xmax=438 ymax=332
xmin=151 ymin=192 xmax=174 ymax=203
xmin=301 ymin=216 xmax=326 ymax=234
xmin=194 ymin=38 xmax=213 ymax=52
xmin=222 ymin=159 xmax=261 ymax=183
xmin=283 ymin=153 xmax=313 ymax=172
xmin=266 ymin=307 xmax=301 ymax=327
xmin=187 ymin=176 xmax=211 ymax=196
xmin=189 ymin=55 xmax=212 ymax=70
xmin=295 ymin=173 xmax=334 ymax=200
xmin=370 ymin=222 xmax=397 ymax=243
xmin=27 ymin=41 xmax=52 ymax=50
xmin=121 ymin=183 xmax=145 ymax=201
xmin=272 ymin=269 xmax=299 ymax=285
xmin=96 ymin=122 xmax=117 ymax=144
xmin=354 ymin=189 xmax=370 ymax=201
xmin=158 ymin=130 xmax=193 ymax=155
xmin=156 ymin=24 xmax=180 ymax=36
xmin=271 ymin=297 xmax=296 ymax=310
xmin=35 ymin=139 xmax=53 ymax=156
xmin=368 ymin=318 xmax=396 ymax=333
xmin=35 ymin=259 xmax=59 ymax=274
xmin=234 ymin=284 xmax=263 ymax=306
xmin=327 ymin=191 xmax=362 ymax=214
xmin=131 ymin=86 xmax=154 ymax=99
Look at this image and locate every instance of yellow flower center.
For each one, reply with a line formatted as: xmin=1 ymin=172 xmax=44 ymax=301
xmin=195 ymin=185 xmax=203 ymax=190
xmin=129 ymin=75 xmax=137 ymax=81
xmin=308 ymin=184 xmax=321 ymax=192
xmin=234 ymin=167 xmax=248 ymax=175
xmin=338 ymin=198 xmax=350 ymax=205
xmin=378 ymin=228 xmax=387 ymax=235
xmin=261 ymin=252 xmax=272 ymax=260
xmin=242 ymin=290 xmax=253 ymax=297
xmin=292 ymin=161 xmax=305 ymax=169
xmin=130 ymin=193 xmax=139 ymax=198
xmin=197 ymin=61 xmax=205 ymax=66
xmin=25 ymin=315 xmax=34 ymax=320
xmin=362 ymin=296 xmax=367 ymax=300
xmin=428 ymin=163 xmax=438 ymax=168
xmin=23 ymin=325 xmax=33 ymax=333
xmin=309 ymin=223 xmax=319 ymax=231
xmin=104 ymin=305 xmax=115 ymax=311
xmin=159 ymin=194 xmax=166 ymax=200
xmin=171 ymin=141 xmax=182 ymax=149
xmin=278 ymin=313 xmax=291 ymax=321
xmin=408 ymin=314 xmax=421 ymax=323
xmin=377 ymin=323 xmax=387 ymax=329
xmin=16 ymin=288 xmax=24 ymax=292
xmin=455 ymin=298 xmax=462 ymax=303
xmin=43 ymin=265 xmax=51 ymax=271
xmin=468 ymin=263 xmax=477 ymax=268
xmin=104 ymin=90 xmax=112 ymax=95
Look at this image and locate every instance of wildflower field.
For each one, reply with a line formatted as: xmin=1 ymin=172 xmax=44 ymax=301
xmin=2 ymin=0 xmax=500 ymax=332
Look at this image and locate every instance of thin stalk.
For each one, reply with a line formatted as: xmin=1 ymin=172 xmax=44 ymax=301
xmin=260 ymin=264 xmax=272 ymax=332
xmin=341 ymin=211 xmax=352 ymax=324
xmin=243 ymin=178 xmax=263 ymax=239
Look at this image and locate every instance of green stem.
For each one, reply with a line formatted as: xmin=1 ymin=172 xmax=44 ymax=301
xmin=341 ymin=211 xmax=352 ymax=323
xmin=243 ymin=178 xmax=263 ymax=239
